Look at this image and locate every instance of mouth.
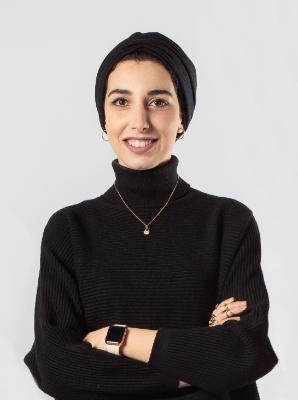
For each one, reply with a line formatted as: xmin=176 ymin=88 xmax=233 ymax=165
xmin=123 ymin=138 xmax=159 ymax=154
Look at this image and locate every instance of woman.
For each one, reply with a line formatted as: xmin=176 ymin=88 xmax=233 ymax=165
xmin=24 ymin=32 xmax=278 ymax=400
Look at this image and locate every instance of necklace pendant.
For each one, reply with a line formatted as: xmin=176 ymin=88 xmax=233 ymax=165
xmin=144 ymin=225 xmax=150 ymax=235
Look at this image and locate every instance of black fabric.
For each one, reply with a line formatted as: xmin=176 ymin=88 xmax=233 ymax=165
xmin=95 ymin=31 xmax=197 ymax=132
xmin=23 ymin=154 xmax=278 ymax=399
xmin=111 ymin=154 xmax=185 ymax=208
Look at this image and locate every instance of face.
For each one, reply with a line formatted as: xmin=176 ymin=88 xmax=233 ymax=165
xmin=103 ymin=60 xmax=184 ymax=170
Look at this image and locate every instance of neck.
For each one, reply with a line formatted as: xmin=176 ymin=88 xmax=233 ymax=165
xmin=105 ymin=154 xmax=190 ymax=208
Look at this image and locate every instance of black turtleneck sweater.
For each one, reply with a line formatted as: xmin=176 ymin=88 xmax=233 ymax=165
xmin=23 ymin=155 xmax=278 ymax=400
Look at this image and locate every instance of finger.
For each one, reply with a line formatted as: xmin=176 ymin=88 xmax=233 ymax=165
xmin=209 ymin=316 xmax=241 ymax=327
xmin=214 ymin=298 xmax=234 ymax=313
xmin=216 ymin=316 xmax=241 ymax=326
xmin=229 ymin=303 xmax=247 ymax=315
xmin=221 ymin=316 xmax=241 ymax=325
xmin=214 ymin=300 xmax=247 ymax=315
xmin=212 ymin=306 xmax=247 ymax=323
xmin=179 ymin=380 xmax=192 ymax=387
xmin=217 ymin=302 xmax=247 ymax=316
xmin=216 ymin=297 xmax=235 ymax=308
xmin=217 ymin=298 xmax=248 ymax=309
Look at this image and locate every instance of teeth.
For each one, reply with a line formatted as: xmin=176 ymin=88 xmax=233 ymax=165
xmin=127 ymin=139 xmax=153 ymax=148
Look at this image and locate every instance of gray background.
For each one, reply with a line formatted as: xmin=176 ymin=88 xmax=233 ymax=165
xmin=1 ymin=0 xmax=296 ymax=398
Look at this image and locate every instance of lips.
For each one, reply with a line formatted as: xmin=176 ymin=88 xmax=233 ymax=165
xmin=123 ymin=137 xmax=158 ymax=141
xmin=123 ymin=138 xmax=158 ymax=154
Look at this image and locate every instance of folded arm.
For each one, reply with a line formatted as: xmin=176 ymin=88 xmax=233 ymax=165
xmin=23 ymin=209 xmax=178 ymax=398
xmin=148 ymin=207 xmax=279 ymax=395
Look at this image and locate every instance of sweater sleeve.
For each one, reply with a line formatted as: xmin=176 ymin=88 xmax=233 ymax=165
xmin=23 ymin=209 xmax=179 ymax=398
xmin=148 ymin=207 xmax=279 ymax=395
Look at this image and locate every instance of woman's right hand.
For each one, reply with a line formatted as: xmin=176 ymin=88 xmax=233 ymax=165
xmin=178 ymin=380 xmax=192 ymax=388
xmin=208 ymin=296 xmax=247 ymax=327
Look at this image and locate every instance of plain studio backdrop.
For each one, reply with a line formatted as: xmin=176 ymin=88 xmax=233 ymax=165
xmin=0 ymin=1 xmax=296 ymax=399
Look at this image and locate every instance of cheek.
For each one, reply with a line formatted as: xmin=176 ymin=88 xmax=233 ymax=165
xmin=154 ymin=117 xmax=179 ymax=139
xmin=105 ymin=111 xmax=127 ymax=132
xmin=105 ymin=116 xmax=123 ymax=136
xmin=153 ymin=109 xmax=179 ymax=127
xmin=157 ymin=134 xmax=177 ymax=150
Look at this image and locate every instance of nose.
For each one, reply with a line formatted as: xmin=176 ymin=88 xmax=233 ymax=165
xmin=129 ymin=103 xmax=150 ymax=132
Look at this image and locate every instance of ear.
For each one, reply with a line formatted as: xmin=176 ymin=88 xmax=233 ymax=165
xmin=178 ymin=114 xmax=184 ymax=132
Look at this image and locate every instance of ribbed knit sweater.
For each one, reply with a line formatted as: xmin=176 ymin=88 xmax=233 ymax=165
xmin=24 ymin=154 xmax=278 ymax=400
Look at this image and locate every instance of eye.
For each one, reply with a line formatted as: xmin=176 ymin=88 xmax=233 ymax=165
xmin=149 ymin=98 xmax=169 ymax=108
xmin=111 ymin=97 xmax=169 ymax=108
xmin=111 ymin=97 xmax=127 ymax=106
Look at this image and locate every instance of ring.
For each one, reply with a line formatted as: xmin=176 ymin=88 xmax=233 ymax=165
xmin=208 ymin=313 xmax=218 ymax=327
xmin=224 ymin=307 xmax=233 ymax=318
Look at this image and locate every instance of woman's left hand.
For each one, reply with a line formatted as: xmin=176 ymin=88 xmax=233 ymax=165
xmin=209 ymin=297 xmax=247 ymax=327
xmin=83 ymin=326 xmax=109 ymax=350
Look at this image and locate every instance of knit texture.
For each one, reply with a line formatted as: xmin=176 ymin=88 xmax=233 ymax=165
xmin=23 ymin=154 xmax=278 ymax=399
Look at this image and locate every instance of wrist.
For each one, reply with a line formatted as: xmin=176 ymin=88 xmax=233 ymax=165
xmin=105 ymin=324 xmax=128 ymax=356
xmin=120 ymin=326 xmax=132 ymax=357
xmin=121 ymin=327 xmax=158 ymax=363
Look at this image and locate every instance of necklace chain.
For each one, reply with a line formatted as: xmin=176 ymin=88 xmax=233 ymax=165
xmin=113 ymin=174 xmax=180 ymax=235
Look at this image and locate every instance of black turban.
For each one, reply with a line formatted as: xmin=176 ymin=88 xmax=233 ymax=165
xmin=95 ymin=31 xmax=197 ymax=132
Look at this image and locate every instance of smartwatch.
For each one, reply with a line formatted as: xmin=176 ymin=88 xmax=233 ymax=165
xmin=105 ymin=324 xmax=128 ymax=356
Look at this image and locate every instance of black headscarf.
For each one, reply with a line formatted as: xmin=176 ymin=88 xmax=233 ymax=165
xmin=95 ymin=31 xmax=197 ymax=131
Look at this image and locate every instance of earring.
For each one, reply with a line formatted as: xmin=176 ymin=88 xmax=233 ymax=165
xmin=176 ymin=127 xmax=185 ymax=140
xmin=102 ymin=129 xmax=109 ymax=141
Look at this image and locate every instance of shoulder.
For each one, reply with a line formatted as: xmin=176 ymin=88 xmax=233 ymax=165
xmin=186 ymin=186 xmax=258 ymax=240
xmin=189 ymin=186 xmax=253 ymax=219
xmin=187 ymin=189 xmax=261 ymax=258
xmin=42 ymin=195 xmax=104 ymax=236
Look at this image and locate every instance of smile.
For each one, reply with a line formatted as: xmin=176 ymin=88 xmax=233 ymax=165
xmin=123 ymin=139 xmax=158 ymax=154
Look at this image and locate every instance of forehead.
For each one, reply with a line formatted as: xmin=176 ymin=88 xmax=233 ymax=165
xmin=106 ymin=59 xmax=174 ymax=91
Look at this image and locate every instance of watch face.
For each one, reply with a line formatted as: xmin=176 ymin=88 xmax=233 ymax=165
xmin=105 ymin=325 xmax=126 ymax=344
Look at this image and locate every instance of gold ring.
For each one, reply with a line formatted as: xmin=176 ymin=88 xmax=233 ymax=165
xmin=224 ymin=307 xmax=233 ymax=318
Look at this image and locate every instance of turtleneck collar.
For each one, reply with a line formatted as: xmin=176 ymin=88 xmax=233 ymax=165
xmin=103 ymin=154 xmax=190 ymax=208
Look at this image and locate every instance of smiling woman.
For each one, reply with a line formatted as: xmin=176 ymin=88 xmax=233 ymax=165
xmin=94 ymin=32 xmax=197 ymax=171
xmin=103 ymin=58 xmax=184 ymax=170
xmin=23 ymin=31 xmax=278 ymax=400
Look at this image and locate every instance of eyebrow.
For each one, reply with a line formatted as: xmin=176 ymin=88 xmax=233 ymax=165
xmin=107 ymin=89 xmax=173 ymax=98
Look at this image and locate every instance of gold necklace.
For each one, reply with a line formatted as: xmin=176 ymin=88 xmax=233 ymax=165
xmin=113 ymin=175 xmax=180 ymax=235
